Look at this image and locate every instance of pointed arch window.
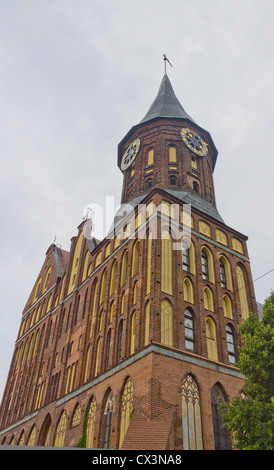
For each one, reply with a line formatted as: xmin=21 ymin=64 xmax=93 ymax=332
xmin=54 ymin=411 xmax=67 ymax=447
xmin=86 ymin=397 xmax=97 ymax=449
xmin=181 ymin=375 xmax=203 ymax=450
xmin=203 ymin=286 xmax=214 ymax=312
xmin=183 ymin=278 xmax=194 ymax=304
xmin=103 ymin=391 xmax=113 ymax=449
xmin=117 ymin=320 xmax=123 ymax=362
xmin=109 ymin=260 xmax=117 ymax=295
xmin=105 ymin=329 xmax=111 ymax=369
xmin=201 ymin=249 xmax=209 ymax=280
xmin=100 ymin=269 xmax=107 ymax=304
xmin=219 ymin=260 xmax=226 ymax=288
xmin=206 ymin=318 xmax=218 ymax=361
xmin=211 ymin=386 xmax=232 ymax=450
xmin=130 ymin=312 xmax=136 ymax=355
xmin=236 ymin=265 xmax=249 ymax=320
xmin=132 ymin=240 xmax=140 ymax=277
xmin=119 ymin=378 xmax=134 ymax=448
xmin=161 ymin=299 xmax=173 ymax=347
xmin=120 ymin=251 xmax=128 ymax=286
xmin=223 ymin=294 xmax=233 ymax=319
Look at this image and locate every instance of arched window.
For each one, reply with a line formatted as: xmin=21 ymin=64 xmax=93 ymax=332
xmin=105 ymin=329 xmax=111 ymax=369
xmin=120 ymin=251 xmax=128 ymax=287
xmin=201 ymin=249 xmax=209 ymax=281
xmin=54 ymin=411 xmax=67 ymax=447
xmin=223 ymin=294 xmax=233 ymax=319
xmin=219 ymin=255 xmax=233 ymax=290
xmin=146 ymin=178 xmax=153 ymax=188
xmin=181 ymin=375 xmax=203 ymax=450
xmin=132 ymin=240 xmax=140 ymax=277
xmin=100 ymin=269 xmax=107 ymax=304
xmin=206 ymin=318 xmax=218 ymax=361
xmin=68 ymin=232 xmax=83 ymax=295
xmin=82 ymin=250 xmax=90 ymax=281
xmin=226 ymin=324 xmax=236 ymax=364
xmin=144 ymin=301 xmax=150 ymax=346
xmin=203 ymin=286 xmax=214 ymax=312
xmin=38 ymin=414 xmax=52 ymax=447
xmin=130 ymin=312 xmax=136 ymax=355
xmin=236 ymin=265 xmax=249 ymax=320
xmin=18 ymin=430 xmax=25 ymax=446
xmin=161 ymin=299 xmax=173 ymax=347
xmin=146 ymin=231 xmax=152 ymax=294
xmin=103 ymin=391 xmax=113 ymax=449
xmin=27 ymin=425 xmax=36 ymax=446
xmin=119 ymin=378 xmax=134 ymax=448
xmin=211 ymin=386 xmax=232 ymax=450
xmin=84 ymin=344 xmax=91 ymax=382
xmin=94 ymin=338 xmax=101 ymax=376
xmin=219 ymin=259 xmax=226 ymax=288
xmin=161 ymin=229 xmax=173 ymax=295
xmin=201 ymin=247 xmax=215 ymax=283
xmin=71 ymin=404 xmax=81 ymax=427
xmin=117 ymin=320 xmax=123 ymax=362
xmin=109 ymin=260 xmax=117 ymax=295
xmin=86 ymin=397 xmax=97 ymax=449
xmin=184 ymin=309 xmax=195 ymax=351
xmin=169 ymin=175 xmax=177 ymax=186
xmin=43 ymin=266 xmax=52 ymax=293
xmin=133 ymin=280 xmax=138 ymax=305
xmin=183 ymin=278 xmax=194 ymax=304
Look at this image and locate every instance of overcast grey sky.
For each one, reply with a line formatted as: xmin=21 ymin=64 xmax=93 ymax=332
xmin=0 ymin=0 xmax=274 ymax=400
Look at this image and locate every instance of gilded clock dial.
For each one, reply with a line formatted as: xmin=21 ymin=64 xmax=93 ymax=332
xmin=121 ymin=139 xmax=140 ymax=171
xmin=180 ymin=128 xmax=208 ymax=157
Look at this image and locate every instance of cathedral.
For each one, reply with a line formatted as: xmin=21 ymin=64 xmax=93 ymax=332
xmin=0 ymin=73 xmax=258 ymax=450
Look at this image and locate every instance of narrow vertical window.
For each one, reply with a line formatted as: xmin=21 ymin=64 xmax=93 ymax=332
xmin=132 ymin=241 xmax=140 ymax=277
xmin=54 ymin=411 xmax=67 ymax=447
xmin=147 ymin=149 xmax=154 ymax=165
xmin=144 ymin=302 xmax=150 ymax=346
xmin=183 ymin=247 xmax=190 ymax=272
xmin=184 ymin=309 xmax=195 ymax=351
xmin=161 ymin=299 xmax=173 ymax=347
xmin=120 ymin=251 xmax=128 ymax=287
xmin=103 ymin=392 xmax=113 ymax=449
xmin=119 ymin=378 xmax=134 ymax=448
xmin=220 ymin=260 xmax=227 ymax=288
xmin=117 ymin=320 xmax=123 ymax=362
xmin=201 ymin=249 xmax=209 ymax=281
xmin=130 ymin=312 xmax=136 ymax=355
xmin=86 ymin=397 xmax=97 ymax=449
xmin=100 ymin=270 xmax=107 ymax=304
xmin=161 ymin=230 xmax=173 ymax=295
xmin=236 ymin=265 xmax=249 ymax=320
xmin=169 ymin=146 xmax=177 ymax=163
xmin=109 ymin=260 xmax=117 ymax=295
xmin=226 ymin=325 xmax=236 ymax=364
xmin=181 ymin=375 xmax=203 ymax=450
xmin=206 ymin=318 xmax=218 ymax=361
xmin=105 ymin=329 xmax=111 ymax=369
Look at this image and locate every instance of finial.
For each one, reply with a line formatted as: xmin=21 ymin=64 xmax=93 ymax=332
xmin=163 ymin=54 xmax=173 ymax=74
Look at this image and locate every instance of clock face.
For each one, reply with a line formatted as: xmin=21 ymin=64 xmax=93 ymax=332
xmin=180 ymin=128 xmax=208 ymax=157
xmin=121 ymin=139 xmax=140 ymax=171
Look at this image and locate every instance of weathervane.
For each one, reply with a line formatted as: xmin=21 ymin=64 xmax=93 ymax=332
xmin=163 ymin=54 xmax=173 ymax=74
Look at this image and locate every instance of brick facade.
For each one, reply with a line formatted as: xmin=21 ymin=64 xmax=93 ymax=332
xmin=0 ymin=75 xmax=257 ymax=449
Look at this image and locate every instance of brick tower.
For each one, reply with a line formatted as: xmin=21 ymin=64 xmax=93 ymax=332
xmin=0 ymin=74 xmax=257 ymax=450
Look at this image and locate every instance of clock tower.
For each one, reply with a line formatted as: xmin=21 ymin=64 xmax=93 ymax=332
xmin=0 ymin=73 xmax=258 ymax=450
xmin=119 ymin=74 xmax=218 ymax=211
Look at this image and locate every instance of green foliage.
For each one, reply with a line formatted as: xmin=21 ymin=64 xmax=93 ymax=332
xmin=75 ymin=400 xmax=91 ymax=448
xmin=220 ymin=292 xmax=274 ymax=450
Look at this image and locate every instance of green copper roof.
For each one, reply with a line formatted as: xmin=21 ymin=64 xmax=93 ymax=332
xmin=140 ymin=74 xmax=194 ymax=124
